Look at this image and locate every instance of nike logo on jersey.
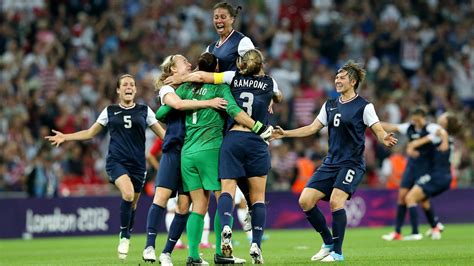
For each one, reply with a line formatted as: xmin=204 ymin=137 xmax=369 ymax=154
xmin=330 ymin=107 xmax=337 ymax=111
xmin=114 ymin=111 xmax=122 ymax=115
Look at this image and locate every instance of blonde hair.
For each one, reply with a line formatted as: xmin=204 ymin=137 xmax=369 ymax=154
xmin=338 ymin=60 xmax=366 ymax=91
xmin=154 ymin=55 xmax=178 ymax=91
xmin=238 ymin=49 xmax=264 ymax=76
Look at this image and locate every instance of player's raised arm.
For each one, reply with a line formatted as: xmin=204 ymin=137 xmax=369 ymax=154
xmin=370 ymin=122 xmax=398 ymax=148
xmin=45 ymin=122 xmax=103 ymax=147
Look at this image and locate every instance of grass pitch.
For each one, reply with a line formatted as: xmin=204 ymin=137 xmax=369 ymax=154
xmin=0 ymin=224 xmax=473 ymax=265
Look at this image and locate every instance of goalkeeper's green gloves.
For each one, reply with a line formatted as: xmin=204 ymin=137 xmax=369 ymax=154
xmin=252 ymin=121 xmax=273 ymax=143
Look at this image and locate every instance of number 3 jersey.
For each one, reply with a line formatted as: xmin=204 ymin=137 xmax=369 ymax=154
xmin=316 ymin=95 xmax=380 ymax=169
xmin=96 ymin=103 xmax=158 ymax=172
xmin=221 ymin=71 xmax=278 ymax=127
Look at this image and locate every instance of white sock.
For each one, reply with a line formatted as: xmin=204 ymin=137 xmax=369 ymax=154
xmin=165 ymin=211 xmax=174 ymax=232
xmin=237 ymin=207 xmax=248 ymax=227
xmin=201 ymin=212 xmax=210 ymax=244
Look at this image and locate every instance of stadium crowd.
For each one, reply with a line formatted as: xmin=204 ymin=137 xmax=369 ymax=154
xmin=0 ymin=0 xmax=473 ymax=197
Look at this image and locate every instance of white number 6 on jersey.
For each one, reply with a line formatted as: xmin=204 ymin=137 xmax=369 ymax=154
xmin=333 ymin=113 xmax=341 ymax=127
xmin=124 ymin=115 xmax=132 ymax=128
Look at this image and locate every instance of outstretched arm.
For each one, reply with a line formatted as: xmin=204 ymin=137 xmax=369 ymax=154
xmin=149 ymin=122 xmax=166 ymax=139
xmin=370 ymin=122 xmax=398 ymax=147
xmin=272 ymin=117 xmax=325 ymax=139
xmin=163 ymin=91 xmax=227 ymax=111
xmin=45 ymin=122 xmax=103 ymax=147
xmin=380 ymin=122 xmax=402 ymax=134
xmin=165 ymin=71 xmax=215 ymax=85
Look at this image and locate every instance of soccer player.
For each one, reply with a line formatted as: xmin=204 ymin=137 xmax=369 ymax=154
xmin=381 ymin=108 xmax=445 ymax=241
xmin=404 ymin=112 xmax=461 ymax=239
xmin=45 ymin=74 xmax=166 ymax=260
xmin=142 ymin=54 xmax=226 ymax=264
xmin=156 ymin=52 xmax=270 ymax=265
xmin=271 ymin=61 xmax=398 ymax=262
xmin=164 ymin=49 xmax=282 ymax=264
xmin=206 ymin=1 xmax=257 ymax=241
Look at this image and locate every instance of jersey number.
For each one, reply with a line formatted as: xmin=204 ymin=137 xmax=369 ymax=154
xmin=192 ymin=99 xmax=198 ymax=124
xmin=344 ymin=169 xmax=355 ymax=183
xmin=124 ymin=115 xmax=132 ymax=128
xmin=333 ymin=113 xmax=341 ymax=127
xmin=240 ymin=92 xmax=254 ymax=116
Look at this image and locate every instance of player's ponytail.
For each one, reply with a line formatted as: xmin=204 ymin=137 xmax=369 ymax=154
xmin=239 ymin=49 xmax=264 ymax=76
xmin=155 ymin=55 xmax=177 ymax=91
xmin=214 ymin=1 xmax=242 ymax=18
xmin=338 ymin=60 xmax=366 ymax=92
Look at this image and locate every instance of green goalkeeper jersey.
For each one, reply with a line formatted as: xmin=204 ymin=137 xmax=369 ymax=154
xmin=156 ymin=82 xmax=242 ymax=154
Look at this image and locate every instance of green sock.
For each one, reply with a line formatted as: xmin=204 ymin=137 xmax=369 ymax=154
xmin=214 ymin=213 xmax=233 ymax=256
xmin=187 ymin=212 xmax=204 ymax=259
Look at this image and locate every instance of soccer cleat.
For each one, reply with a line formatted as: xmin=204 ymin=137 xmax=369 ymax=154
xmin=431 ymin=227 xmax=442 ymax=240
xmin=243 ymin=211 xmax=252 ymax=232
xmin=250 ymin=243 xmax=264 ymax=264
xmin=117 ymin=237 xmax=130 ymax=260
xmin=159 ymin=252 xmax=173 ymax=266
xmin=221 ymin=225 xmax=233 ymax=257
xmin=426 ymin=222 xmax=445 ymax=237
xmin=175 ymin=239 xmax=187 ymax=249
xmin=142 ymin=246 xmax=156 ymax=263
xmin=186 ymin=256 xmax=209 ymax=265
xmin=321 ymin=251 xmax=344 ymax=262
xmin=214 ymin=253 xmax=246 ymax=265
xmin=311 ymin=243 xmax=334 ymax=261
xmin=403 ymin=233 xmax=423 ymax=241
xmin=382 ymin=232 xmax=403 ymax=241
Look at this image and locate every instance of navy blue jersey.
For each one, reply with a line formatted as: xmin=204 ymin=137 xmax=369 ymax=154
xmin=161 ymin=110 xmax=185 ymax=152
xmin=230 ymin=72 xmax=274 ymax=125
xmin=400 ymin=123 xmax=439 ymax=178
xmin=207 ymin=30 xmax=254 ymax=71
xmin=97 ymin=103 xmax=158 ymax=173
xmin=431 ymin=137 xmax=453 ymax=175
xmin=317 ymin=96 xmax=380 ymax=169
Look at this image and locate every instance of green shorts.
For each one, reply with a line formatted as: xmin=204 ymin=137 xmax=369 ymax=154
xmin=181 ymin=148 xmax=221 ymax=192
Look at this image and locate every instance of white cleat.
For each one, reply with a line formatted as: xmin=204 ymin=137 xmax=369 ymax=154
xmin=404 ymin=233 xmax=423 ymax=241
xmin=243 ymin=211 xmax=252 ymax=232
xmin=221 ymin=225 xmax=233 ymax=257
xmin=142 ymin=246 xmax=156 ymax=263
xmin=426 ymin=222 xmax=445 ymax=237
xmin=431 ymin=230 xmax=442 ymax=240
xmin=321 ymin=251 xmax=344 ymax=262
xmin=382 ymin=232 xmax=403 ymax=241
xmin=250 ymin=243 xmax=264 ymax=264
xmin=117 ymin=238 xmax=130 ymax=260
xmin=311 ymin=243 xmax=334 ymax=261
xmin=159 ymin=252 xmax=173 ymax=266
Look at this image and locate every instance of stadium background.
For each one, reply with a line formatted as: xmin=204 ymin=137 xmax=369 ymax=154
xmin=0 ymin=0 xmax=473 ymax=240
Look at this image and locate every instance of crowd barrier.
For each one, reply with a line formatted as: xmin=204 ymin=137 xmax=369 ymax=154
xmin=1 ymin=189 xmax=473 ymax=239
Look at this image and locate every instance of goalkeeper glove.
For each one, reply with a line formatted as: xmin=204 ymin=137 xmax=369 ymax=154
xmin=252 ymin=121 xmax=273 ymax=141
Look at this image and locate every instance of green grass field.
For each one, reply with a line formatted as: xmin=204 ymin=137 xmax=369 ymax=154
xmin=1 ymin=224 xmax=473 ymax=265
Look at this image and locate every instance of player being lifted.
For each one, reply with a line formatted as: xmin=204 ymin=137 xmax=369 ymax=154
xmin=165 ymin=49 xmax=282 ymax=264
xmin=156 ymin=52 xmax=271 ymax=265
xmin=45 ymin=74 xmax=165 ymax=261
xmin=272 ymin=61 xmax=397 ymax=262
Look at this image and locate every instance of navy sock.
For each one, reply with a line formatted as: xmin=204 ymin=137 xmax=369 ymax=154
xmin=408 ymin=206 xmax=419 ymax=234
xmin=395 ymin=204 xmax=407 ymax=234
xmin=163 ymin=212 xmax=189 ymax=254
xmin=332 ymin=209 xmax=347 ymax=255
xmin=145 ymin=203 xmax=166 ymax=248
xmin=129 ymin=209 xmax=136 ymax=234
xmin=423 ymin=207 xmax=439 ymax=228
xmin=217 ymin=192 xmax=234 ymax=228
xmin=251 ymin=202 xmax=266 ymax=248
xmin=120 ymin=200 xmax=133 ymax=239
xmin=304 ymin=207 xmax=333 ymax=245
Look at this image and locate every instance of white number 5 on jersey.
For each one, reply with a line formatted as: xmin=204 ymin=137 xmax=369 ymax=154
xmin=124 ymin=115 xmax=132 ymax=128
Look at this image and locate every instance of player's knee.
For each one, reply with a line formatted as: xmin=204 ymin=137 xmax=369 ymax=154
xmin=298 ymin=196 xmax=313 ymax=211
xmin=121 ymin=190 xmax=134 ymax=202
xmin=329 ymin=198 xmax=344 ymax=211
xmin=176 ymin=202 xmax=190 ymax=214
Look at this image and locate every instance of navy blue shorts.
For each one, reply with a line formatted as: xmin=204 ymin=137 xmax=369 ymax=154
xmin=306 ymin=166 xmax=365 ymax=201
xmin=400 ymin=161 xmax=430 ymax=189
xmin=155 ymin=148 xmax=185 ymax=195
xmin=417 ymin=172 xmax=451 ymax=198
xmin=106 ymin=160 xmax=146 ymax=193
xmin=219 ymin=131 xmax=270 ymax=179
